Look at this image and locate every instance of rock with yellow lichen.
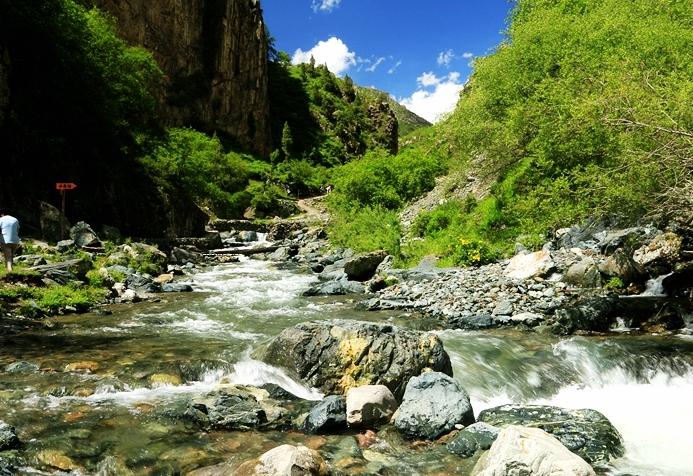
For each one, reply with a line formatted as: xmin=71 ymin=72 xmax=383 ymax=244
xmin=262 ymin=320 xmax=453 ymax=401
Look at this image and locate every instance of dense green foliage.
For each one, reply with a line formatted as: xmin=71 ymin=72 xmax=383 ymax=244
xmin=267 ymin=54 xmax=399 ymax=178
xmin=140 ymin=128 xmax=253 ymax=218
xmin=441 ymin=0 xmax=693 ymax=237
xmin=0 ymin=0 xmax=165 ymax=228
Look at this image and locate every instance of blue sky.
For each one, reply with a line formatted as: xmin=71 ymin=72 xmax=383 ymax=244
xmin=261 ymin=0 xmax=513 ymax=123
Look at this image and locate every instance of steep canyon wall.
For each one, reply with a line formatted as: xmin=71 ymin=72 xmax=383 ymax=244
xmin=93 ymin=0 xmax=272 ymax=156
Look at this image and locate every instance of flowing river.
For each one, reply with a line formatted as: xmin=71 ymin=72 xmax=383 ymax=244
xmin=1 ymin=258 xmax=692 ymax=475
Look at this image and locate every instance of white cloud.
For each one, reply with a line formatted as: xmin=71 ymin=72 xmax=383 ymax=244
xmin=437 ymin=49 xmax=455 ymax=67
xmin=292 ymin=37 xmax=356 ymax=77
xmin=462 ymin=52 xmax=473 ymax=59
xmin=399 ymin=72 xmax=464 ymax=123
xmin=312 ymin=0 xmax=340 ymax=12
xmin=388 ymin=60 xmax=402 ymax=74
xmin=366 ymin=57 xmax=385 ymax=72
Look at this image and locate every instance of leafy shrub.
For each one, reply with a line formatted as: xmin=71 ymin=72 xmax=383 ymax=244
xmin=327 ymin=207 xmax=402 ymax=257
xmin=447 ymin=238 xmax=500 ymax=267
xmin=328 ymin=148 xmax=440 ymax=213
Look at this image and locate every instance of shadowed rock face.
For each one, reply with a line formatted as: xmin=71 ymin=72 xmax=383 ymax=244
xmin=262 ymin=320 xmax=453 ymax=402
xmin=93 ymin=0 xmax=271 ymax=156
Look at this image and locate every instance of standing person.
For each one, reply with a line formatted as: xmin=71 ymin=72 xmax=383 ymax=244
xmin=0 ymin=209 xmax=20 ymax=271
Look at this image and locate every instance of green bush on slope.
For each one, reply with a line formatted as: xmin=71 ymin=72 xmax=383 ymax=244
xmin=428 ymin=0 xmax=693 ymax=248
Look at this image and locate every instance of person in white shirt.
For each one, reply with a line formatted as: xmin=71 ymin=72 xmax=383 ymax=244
xmin=0 ymin=209 xmax=20 ymax=271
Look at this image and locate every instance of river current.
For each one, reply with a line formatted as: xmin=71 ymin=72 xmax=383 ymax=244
xmin=1 ymin=258 xmax=692 ymax=475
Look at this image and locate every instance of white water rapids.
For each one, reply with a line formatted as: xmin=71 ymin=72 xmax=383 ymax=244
xmin=2 ymin=258 xmax=693 ymax=475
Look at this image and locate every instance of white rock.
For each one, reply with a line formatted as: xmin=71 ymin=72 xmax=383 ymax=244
xmin=472 ymin=425 xmax=595 ymax=476
xmin=504 ymin=250 xmax=555 ymax=280
xmin=244 ymin=444 xmax=328 ymax=476
xmin=346 ymin=385 xmax=398 ymax=428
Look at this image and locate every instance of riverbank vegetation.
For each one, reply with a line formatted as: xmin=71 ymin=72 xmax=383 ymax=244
xmin=327 ymin=0 xmax=693 ymax=265
xmin=3 ymin=0 xmax=692 ymax=270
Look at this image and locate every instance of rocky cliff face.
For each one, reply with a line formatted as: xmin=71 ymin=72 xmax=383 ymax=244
xmin=0 ymin=45 xmax=9 ymax=129
xmin=93 ymin=0 xmax=271 ymax=156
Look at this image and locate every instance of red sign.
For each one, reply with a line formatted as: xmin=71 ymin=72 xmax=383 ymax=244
xmin=56 ymin=183 xmax=77 ymax=190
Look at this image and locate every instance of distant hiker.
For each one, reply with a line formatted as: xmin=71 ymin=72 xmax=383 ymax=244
xmin=326 ymin=185 xmax=332 ymax=194
xmin=0 ymin=209 xmax=20 ymax=271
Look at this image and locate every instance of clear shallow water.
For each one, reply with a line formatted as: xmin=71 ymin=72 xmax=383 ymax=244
xmin=1 ymin=258 xmax=692 ymax=475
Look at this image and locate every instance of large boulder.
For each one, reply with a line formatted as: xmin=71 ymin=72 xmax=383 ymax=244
xmin=39 ymin=201 xmax=71 ymax=243
xmin=69 ymin=221 xmax=101 ymax=247
xmin=504 ymin=250 xmax=555 ymax=280
xmin=477 ymin=404 xmax=623 ymax=469
xmin=471 ymin=425 xmax=595 ymax=476
xmin=299 ymin=395 xmax=346 ymax=434
xmin=187 ymin=384 xmax=293 ymax=431
xmin=394 ymin=371 xmax=475 ymax=440
xmin=262 ymin=320 xmax=453 ymax=401
xmin=344 ymin=250 xmax=388 ymax=281
xmin=346 ymin=385 xmax=398 ymax=428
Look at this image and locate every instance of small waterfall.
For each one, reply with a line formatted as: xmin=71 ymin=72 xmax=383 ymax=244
xmin=640 ymin=272 xmax=674 ymax=297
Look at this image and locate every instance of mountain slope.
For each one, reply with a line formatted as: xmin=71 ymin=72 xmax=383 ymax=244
xmin=356 ymin=86 xmax=432 ymax=137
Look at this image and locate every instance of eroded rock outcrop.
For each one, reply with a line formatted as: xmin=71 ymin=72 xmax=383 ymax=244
xmin=94 ymin=0 xmax=271 ymax=156
xmin=262 ymin=320 xmax=453 ymax=401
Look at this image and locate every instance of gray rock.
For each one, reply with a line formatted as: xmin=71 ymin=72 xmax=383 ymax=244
xmin=477 ymin=404 xmax=623 ymax=469
xmin=170 ymin=247 xmax=203 ymax=265
xmin=598 ymin=248 xmax=646 ymax=285
xmin=39 ymin=201 xmax=71 ymax=243
xmin=471 ymin=425 xmax=595 ymax=476
xmin=5 ymin=361 xmax=39 ymax=373
xmin=448 ymin=314 xmax=497 ymax=330
xmin=125 ymin=274 xmax=161 ymax=293
xmin=303 ymin=281 xmax=345 ymax=296
xmin=492 ymin=300 xmax=514 ymax=316
xmin=299 ymin=395 xmax=347 ymax=434
xmin=13 ymin=254 xmax=47 ymax=266
xmin=262 ymin=320 xmax=453 ymax=401
xmin=394 ymin=371 xmax=474 ymax=440
xmin=344 ymin=250 xmax=388 ymax=281
xmin=238 ymin=230 xmax=258 ymax=242
xmin=447 ymin=422 xmax=502 ymax=458
xmin=187 ymin=384 xmax=292 ymax=431
xmin=0 ymin=421 xmax=20 ymax=451
xmin=268 ymin=246 xmax=295 ymax=261
xmin=565 ymin=257 xmax=602 ymax=288
xmin=553 ymin=296 xmax=618 ymax=334
xmin=69 ymin=221 xmax=101 ymax=247
xmin=162 ymin=283 xmax=193 ymax=292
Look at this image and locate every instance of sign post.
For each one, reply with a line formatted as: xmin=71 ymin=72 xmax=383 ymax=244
xmin=56 ymin=183 xmax=77 ymax=240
